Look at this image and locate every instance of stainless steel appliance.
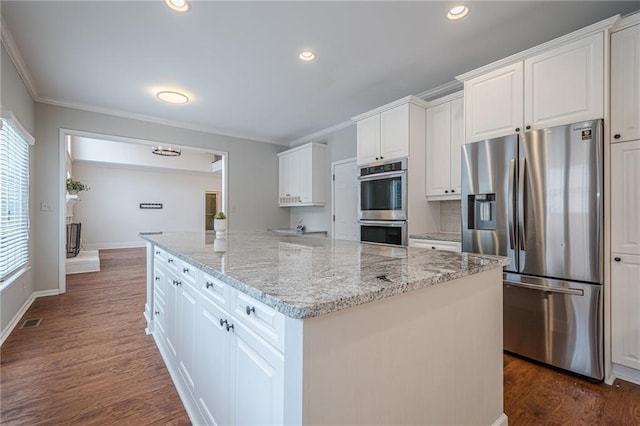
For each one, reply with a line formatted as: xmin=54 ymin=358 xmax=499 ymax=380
xmin=358 ymin=159 xmax=407 ymax=246
xmin=461 ymin=119 xmax=604 ymax=380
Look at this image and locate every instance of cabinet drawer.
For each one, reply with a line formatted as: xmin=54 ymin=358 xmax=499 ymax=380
xmin=201 ymin=272 xmax=230 ymax=308
xmin=233 ymin=292 xmax=285 ymax=353
xmin=180 ymin=259 xmax=198 ymax=284
xmin=409 ymin=239 xmax=461 ymax=252
xmin=155 ymin=246 xmax=179 ymax=272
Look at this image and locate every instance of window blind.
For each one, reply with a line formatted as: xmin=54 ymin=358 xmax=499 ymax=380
xmin=0 ymin=117 xmax=30 ymax=281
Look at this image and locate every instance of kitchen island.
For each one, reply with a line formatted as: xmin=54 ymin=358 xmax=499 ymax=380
xmin=141 ymin=231 xmax=509 ymax=426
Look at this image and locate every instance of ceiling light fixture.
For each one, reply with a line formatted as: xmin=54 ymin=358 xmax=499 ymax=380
xmin=165 ymin=0 xmax=190 ymax=12
xmin=152 ymin=146 xmax=182 ymax=157
xmin=299 ymin=50 xmax=316 ymax=61
xmin=447 ymin=5 xmax=469 ymax=20
xmin=156 ymin=90 xmax=189 ymax=104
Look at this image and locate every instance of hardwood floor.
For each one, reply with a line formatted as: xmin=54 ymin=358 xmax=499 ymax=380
xmin=0 ymin=248 xmax=190 ymax=425
xmin=2 ymin=247 xmax=639 ymax=425
xmin=504 ymin=353 xmax=640 ymax=425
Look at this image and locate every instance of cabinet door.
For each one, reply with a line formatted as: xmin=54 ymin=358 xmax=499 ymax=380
xmin=524 ymin=33 xmax=604 ymax=130
xmin=297 ymin=146 xmax=313 ymax=203
xmin=229 ymin=321 xmax=284 ymax=426
xmin=279 ymin=152 xmax=299 ymax=199
xmin=357 ymin=114 xmax=381 ymax=165
xmin=425 ymin=102 xmax=452 ymax=196
xmin=177 ymin=282 xmax=199 ymax=397
xmin=449 ymin=97 xmax=464 ymax=195
xmin=380 ymin=104 xmax=410 ymax=162
xmin=611 ymin=140 xmax=640 ymax=255
xmin=611 ymin=254 xmax=640 ymax=371
xmin=164 ymin=272 xmax=179 ymax=359
xmin=611 ymin=24 xmax=640 ymax=143
xmin=196 ymin=296 xmax=231 ymax=426
xmin=464 ymin=62 xmax=523 ymax=143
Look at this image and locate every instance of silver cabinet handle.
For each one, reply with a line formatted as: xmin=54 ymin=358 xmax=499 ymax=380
xmin=183 ymin=267 xmax=189 ymax=273
xmin=154 ymin=311 xmax=160 ymax=316
xmin=246 ymin=306 xmax=255 ymax=316
xmin=168 ymin=258 xmax=174 ymax=263
xmin=220 ymin=318 xmax=228 ymax=327
xmin=155 ymin=250 xmax=160 ymax=255
xmin=226 ymin=323 xmax=234 ymax=332
xmin=504 ymin=280 xmax=583 ymax=296
xmin=155 ymin=276 xmax=160 ymax=281
xmin=206 ymin=282 xmax=213 ymax=289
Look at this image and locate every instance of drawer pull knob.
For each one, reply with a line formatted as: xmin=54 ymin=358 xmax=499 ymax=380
xmin=451 ymin=189 xmax=455 ymax=193
xmin=155 ymin=250 xmax=160 ymax=255
xmin=220 ymin=318 xmax=228 ymax=327
xmin=226 ymin=323 xmax=234 ymax=332
xmin=155 ymin=311 xmax=160 ymax=316
xmin=614 ymin=134 xmax=621 ymax=139
xmin=183 ymin=267 xmax=189 ymax=273
xmin=515 ymin=128 xmax=521 ymax=132
xmin=168 ymin=259 xmax=173 ymax=263
xmin=155 ymin=276 xmax=160 ymax=281
xmin=246 ymin=306 xmax=256 ymax=316
xmin=431 ymin=246 xmax=436 ymax=249
xmin=176 ymin=281 xmax=182 ymax=286
xmin=206 ymin=282 xmax=213 ymax=289
xmin=526 ymin=125 xmax=531 ymax=130
xmin=614 ymin=257 xmax=621 ymax=262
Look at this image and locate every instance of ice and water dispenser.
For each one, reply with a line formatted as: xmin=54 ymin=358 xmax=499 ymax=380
xmin=466 ymin=194 xmax=496 ymax=230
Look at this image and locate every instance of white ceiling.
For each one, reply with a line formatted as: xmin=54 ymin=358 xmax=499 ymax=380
xmin=2 ymin=1 xmax=638 ymax=145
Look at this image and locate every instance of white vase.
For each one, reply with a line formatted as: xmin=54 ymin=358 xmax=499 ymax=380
xmin=214 ymin=218 xmax=227 ymax=235
xmin=213 ymin=237 xmax=227 ymax=252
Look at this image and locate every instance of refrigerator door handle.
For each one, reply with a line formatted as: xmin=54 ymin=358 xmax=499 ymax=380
xmin=518 ymin=157 xmax=526 ymax=251
xmin=508 ymin=159 xmax=516 ymax=250
xmin=504 ymin=279 xmax=584 ymax=296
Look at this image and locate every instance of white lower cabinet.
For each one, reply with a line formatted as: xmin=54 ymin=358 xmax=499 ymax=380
xmin=611 ymin=254 xmax=640 ymax=372
xmin=153 ymin=247 xmax=286 ymax=425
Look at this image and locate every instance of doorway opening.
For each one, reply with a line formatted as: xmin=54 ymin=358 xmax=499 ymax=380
xmin=205 ymin=191 xmax=222 ymax=231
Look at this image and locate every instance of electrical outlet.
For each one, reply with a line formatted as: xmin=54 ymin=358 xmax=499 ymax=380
xmin=40 ymin=202 xmax=53 ymax=211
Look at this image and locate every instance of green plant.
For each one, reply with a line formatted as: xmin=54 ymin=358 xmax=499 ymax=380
xmin=214 ymin=212 xmax=226 ymax=220
xmin=66 ymin=177 xmax=90 ymax=193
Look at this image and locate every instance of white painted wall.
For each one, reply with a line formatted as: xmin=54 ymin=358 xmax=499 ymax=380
xmin=33 ymin=103 xmax=290 ymax=294
xmin=72 ymin=163 xmax=222 ymax=249
xmin=0 ymin=44 xmax=36 ymax=341
xmin=289 ymin=125 xmax=357 ymax=234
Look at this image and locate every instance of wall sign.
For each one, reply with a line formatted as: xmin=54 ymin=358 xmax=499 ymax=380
xmin=140 ymin=203 xmax=163 ymax=209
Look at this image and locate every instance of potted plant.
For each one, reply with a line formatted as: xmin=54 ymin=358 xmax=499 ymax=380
xmin=66 ymin=177 xmax=90 ymax=194
xmin=213 ymin=212 xmax=227 ymax=234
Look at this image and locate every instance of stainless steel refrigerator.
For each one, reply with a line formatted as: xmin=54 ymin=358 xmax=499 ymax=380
xmin=461 ymin=119 xmax=603 ymax=380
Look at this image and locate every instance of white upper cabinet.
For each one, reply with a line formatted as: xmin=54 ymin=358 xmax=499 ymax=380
xmin=425 ymin=93 xmax=464 ymax=199
xmin=611 ymin=23 xmax=640 ymax=143
xmin=277 ymin=143 xmax=327 ymax=207
xmin=462 ymin=31 xmax=605 ymax=143
xmin=524 ymin=33 xmax=604 ymax=130
xmin=464 ymin=62 xmax=523 ymax=143
xmin=353 ymin=96 xmax=427 ymax=166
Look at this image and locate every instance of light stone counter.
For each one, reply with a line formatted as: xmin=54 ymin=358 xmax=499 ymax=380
xmin=140 ymin=231 xmax=507 ymax=319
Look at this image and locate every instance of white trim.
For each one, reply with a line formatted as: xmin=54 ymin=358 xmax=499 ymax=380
xmin=0 ymin=265 xmax=31 ymax=292
xmin=416 ymin=80 xmax=463 ymax=102
xmin=331 ymin=157 xmax=357 ymax=240
xmin=491 ymin=413 xmax=509 ymax=426
xmin=0 ymin=110 xmax=35 ymax=145
xmin=82 ymin=241 xmax=146 ymax=251
xmin=0 ymin=289 xmax=59 ymax=346
xmin=456 ymin=15 xmax=621 ymax=81
xmin=71 ymin=158 xmax=221 ymax=177
xmin=612 ymin=10 xmax=640 ymax=32
xmin=288 ymin=120 xmax=354 ymax=147
xmin=40 ymin=96 xmax=286 ymax=146
xmin=425 ymin=90 xmax=463 ymax=108
xmin=59 ymin=129 xmax=67 ymax=294
xmin=0 ymin=17 xmax=39 ymax=101
xmin=276 ymin=141 xmax=327 ymax=157
xmin=351 ymin=95 xmax=429 ymax=121
xmin=611 ymin=363 xmax=640 ymax=386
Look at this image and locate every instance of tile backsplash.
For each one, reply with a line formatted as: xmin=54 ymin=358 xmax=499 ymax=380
xmin=439 ymin=200 xmax=461 ymax=234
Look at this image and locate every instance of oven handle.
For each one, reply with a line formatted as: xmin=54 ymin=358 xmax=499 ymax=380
xmin=358 ymin=170 xmax=406 ymax=181
xmin=359 ymin=220 xmax=406 ymax=227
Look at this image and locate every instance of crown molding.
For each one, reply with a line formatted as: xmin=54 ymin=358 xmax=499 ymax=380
xmin=456 ymin=14 xmax=621 ymax=81
xmin=415 ymin=80 xmax=463 ymax=102
xmin=0 ymin=17 xmax=39 ymax=101
xmin=613 ymin=10 xmax=640 ymax=32
xmin=288 ymin=120 xmax=355 ymax=147
xmin=38 ymin=96 xmax=288 ymax=146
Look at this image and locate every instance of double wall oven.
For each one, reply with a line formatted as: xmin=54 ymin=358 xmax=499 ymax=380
xmin=358 ymin=158 xmax=407 ymax=246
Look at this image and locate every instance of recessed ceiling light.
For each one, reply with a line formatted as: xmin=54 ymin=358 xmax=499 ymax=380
xmin=447 ymin=5 xmax=469 ymax=20
xmin=156 ymin=91 xmax=189 ymax=104
xmin=165 ymin=0 xmax=190 ymax=12
xmin=299 ymin=50 xmax=316 ymax=61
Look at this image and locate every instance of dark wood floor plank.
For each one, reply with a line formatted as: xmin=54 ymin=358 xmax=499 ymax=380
xmin=0 ymin=248 xmax=190 ymax=426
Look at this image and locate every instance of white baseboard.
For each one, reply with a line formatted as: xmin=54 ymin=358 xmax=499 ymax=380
xmin=83 ymin=241 xmax=146 ymax=251
xmin=492 ymin=413 xmax=509 ymax=426
xmin=0 ymin=289 xmax=60 ymax=346
xmin=611 ymin=363 xmax=640 ymax=386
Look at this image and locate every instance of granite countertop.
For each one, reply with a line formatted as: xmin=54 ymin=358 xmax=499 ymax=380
xmin=140 ymin=231 xmax=507 ymax=319
xmin=409 ymin=232 xmax=462 ymax=243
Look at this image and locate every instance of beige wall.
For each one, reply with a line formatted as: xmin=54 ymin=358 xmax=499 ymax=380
xmin=0 ymin=44 xmax=36 ymax=339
